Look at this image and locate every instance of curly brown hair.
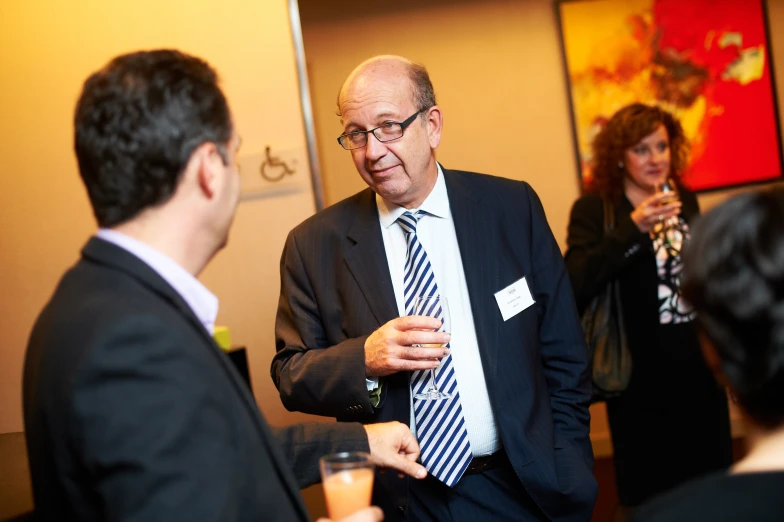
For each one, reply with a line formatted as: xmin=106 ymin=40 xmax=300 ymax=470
xmin=589 ymin=103 xmax=690 ymax=201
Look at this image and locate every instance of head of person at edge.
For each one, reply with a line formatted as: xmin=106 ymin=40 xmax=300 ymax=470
xmin=590 ymin=103 xmax=687 ymax=232
xmin=337 ymin=55 xmax=441 ymax=209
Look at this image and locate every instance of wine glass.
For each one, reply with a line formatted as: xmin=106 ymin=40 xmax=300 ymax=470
xmin=659 ymin=178 xmax=680 ymax=228
xmin=658 ymin=178 xmax=682 ymax=255
xmin=412 ymin=295 xmax=451 ymax=401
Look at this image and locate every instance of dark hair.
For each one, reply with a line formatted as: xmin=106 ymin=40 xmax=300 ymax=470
xmin=681 ymin=188 xmax=784 ymax=429
xmin=406 ymin=62 xmax=437 ymax=112
xmin=74 ymin=49 xmax=233 ymax=227
xmin=589 ymin=103 xmax=689 ymax=201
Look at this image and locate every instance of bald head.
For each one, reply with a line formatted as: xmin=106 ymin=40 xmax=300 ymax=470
xmin=337 ymin=55 xmax=436 ymax=121
xmin=335 ymin=55 xmax=442 ymax=209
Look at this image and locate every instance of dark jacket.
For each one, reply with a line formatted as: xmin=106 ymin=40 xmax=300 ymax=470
xmin=23 ymin=237 xmax=368 ymax=522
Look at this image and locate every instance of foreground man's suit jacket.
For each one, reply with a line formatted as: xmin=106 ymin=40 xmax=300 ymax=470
xmin=274 ymin=168 xmax=598 ymax=522
xmin=24 ymin=238 xmax=368 ymax=522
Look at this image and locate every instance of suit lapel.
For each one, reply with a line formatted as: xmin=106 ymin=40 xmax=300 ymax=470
xmin=344 ymin=189 xmax=400 ymax=326
xmin=82 ymin=238 xmax=310 ymax=520
xmin=82 ymin=237 xmax=208 ymax=333
xmin=443 ymin=170 xmax=501 ymax=391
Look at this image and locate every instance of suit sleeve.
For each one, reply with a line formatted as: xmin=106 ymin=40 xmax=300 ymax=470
xmin=272 ymin=422 xmax=369 ymax=489
xmin=272 ymin=230 xmax=376 ymax=418
xmin=70 ymin=315 xmax=244 ymax=522
xmin=524 ymin=186 xmax=594 ymax=469
xmin=563 ymin=195 xmax=647 ymax=314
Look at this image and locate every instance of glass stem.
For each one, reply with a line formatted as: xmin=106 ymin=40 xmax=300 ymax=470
xmin=428 ymin=368 xmax=438 ymax=391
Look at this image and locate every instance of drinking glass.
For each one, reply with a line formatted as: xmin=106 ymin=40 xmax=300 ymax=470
xmin=658 ymin=178 xmax=682 ymax=255
xmin=319 ymin=452 xmax=374 ymax=519
xmin=413 ymin=295 xmax=451 ymax=401
xmin=659 ymin=178 xmax=680 ymax=228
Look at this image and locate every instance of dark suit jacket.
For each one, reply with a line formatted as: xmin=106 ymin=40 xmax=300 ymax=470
xmin=23 ymin=237 xmax=369 ymax=522
xmin=272 ymin=168 xmax=597 ymax=522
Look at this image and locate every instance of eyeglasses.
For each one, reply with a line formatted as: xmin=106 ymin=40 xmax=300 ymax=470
xmin=337 ymin=110 xmax=426 ymax=150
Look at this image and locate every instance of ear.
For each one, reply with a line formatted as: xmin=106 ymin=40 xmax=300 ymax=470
xmin=425 ymin=105 xmax=443 ymax=150
xmin=193 ymin=142 xmax=222 ymax=199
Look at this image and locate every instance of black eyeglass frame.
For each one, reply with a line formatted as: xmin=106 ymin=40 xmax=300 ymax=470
xmin=336 ymin=109 xmax=427 ymax=150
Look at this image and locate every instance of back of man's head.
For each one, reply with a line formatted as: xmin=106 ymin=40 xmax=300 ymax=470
xmin=682 ymin=187 xmax=784 ymax=429
xmin=74 ymin=49 xmax=232 ymax=228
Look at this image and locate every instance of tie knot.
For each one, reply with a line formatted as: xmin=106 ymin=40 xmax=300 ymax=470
xmin=397 ymin=211 xmax=421 ymax=235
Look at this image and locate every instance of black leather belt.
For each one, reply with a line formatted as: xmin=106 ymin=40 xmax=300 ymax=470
xmin=464 ymin=449 xmax=507 ymax=475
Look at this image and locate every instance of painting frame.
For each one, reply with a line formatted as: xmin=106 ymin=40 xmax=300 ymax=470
xmin=554 ymin=0 xmax=784 ymax=194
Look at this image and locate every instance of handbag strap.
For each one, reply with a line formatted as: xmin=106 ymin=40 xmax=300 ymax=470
xmin=601 ymin=195 xmax=629 ymax=348
xmin=601 ymin=195 xmax=615 ymax=233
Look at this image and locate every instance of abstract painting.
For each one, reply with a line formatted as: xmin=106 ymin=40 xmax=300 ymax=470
xmin=556 ymin=0 xmax=783 ymax=192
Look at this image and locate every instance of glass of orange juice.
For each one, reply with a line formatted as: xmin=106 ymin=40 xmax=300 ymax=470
xmin=319 ymin=452 xmax=374 ymax=519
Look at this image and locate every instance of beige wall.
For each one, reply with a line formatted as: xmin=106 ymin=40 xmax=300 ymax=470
xmin=300 ymin=0 xmax=784 ymax=451
xmin=0 ymin=0 xmax=326 ymax=437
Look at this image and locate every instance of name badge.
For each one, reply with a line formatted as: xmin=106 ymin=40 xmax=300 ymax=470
xmin=494 ymin=277 xmax=535 ymax=321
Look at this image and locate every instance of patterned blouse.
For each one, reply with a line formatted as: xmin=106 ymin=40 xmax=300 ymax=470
xmin=652 ymin=216 xmax=695 ymax=324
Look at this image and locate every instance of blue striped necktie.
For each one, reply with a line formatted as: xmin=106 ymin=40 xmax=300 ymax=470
xmin=397 ymin=210 xmax=472 ymax=486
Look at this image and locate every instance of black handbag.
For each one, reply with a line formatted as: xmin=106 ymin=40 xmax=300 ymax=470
xmin=581 ymin=196 xmax=632 ymax=402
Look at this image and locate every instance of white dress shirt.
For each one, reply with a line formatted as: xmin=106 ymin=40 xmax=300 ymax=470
xmin=376 ymin=165 xmax=500 ymax=457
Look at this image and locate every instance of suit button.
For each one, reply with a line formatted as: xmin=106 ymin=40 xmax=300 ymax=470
xmin=397 ymin=505 xmax=405 ymax=515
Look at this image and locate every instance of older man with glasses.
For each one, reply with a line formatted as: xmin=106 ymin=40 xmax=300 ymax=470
xmin=272 ymin=55 xmax=596 ymax=522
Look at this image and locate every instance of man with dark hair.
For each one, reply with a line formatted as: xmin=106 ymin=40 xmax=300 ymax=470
xmin=630 ymin=187 xmax=784 ymax=521
xmin=73 ymin=50 xmax=235 ymax=228
xmin=23 ymin=49 xmax=425 ymax=522
xmin=273 ymin=55 xmax=596 ymax=521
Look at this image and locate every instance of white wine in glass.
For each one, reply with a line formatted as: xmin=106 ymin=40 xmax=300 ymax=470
xmin=659 ymin=178 xmax=680 ymax=227
xmin=658 ymin=178 xmax=683 ymax=254
xmin=413 ymin=295 xmax=451 ymax=401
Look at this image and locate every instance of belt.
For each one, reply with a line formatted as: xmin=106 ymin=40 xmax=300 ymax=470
xmin=463 ymin=449 xmax=507 ymax=475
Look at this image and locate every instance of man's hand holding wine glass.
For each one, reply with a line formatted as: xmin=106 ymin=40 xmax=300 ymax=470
xmin=364 ymin=316 xmax=450 ymax=377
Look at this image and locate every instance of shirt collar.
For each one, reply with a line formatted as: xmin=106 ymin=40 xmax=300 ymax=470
xmin=95 ymin=229 xmax=219 ymax=335
xmin=377 ymin=163 xmax=449 ymax=229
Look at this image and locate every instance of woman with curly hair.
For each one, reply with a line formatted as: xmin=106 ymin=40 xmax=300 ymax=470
xmin=564 ymin=103 xmax=733 ymax=516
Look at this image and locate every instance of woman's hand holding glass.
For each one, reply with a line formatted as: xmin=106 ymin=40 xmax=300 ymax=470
xmin=630 ymin=191 xmax=682 ymax=233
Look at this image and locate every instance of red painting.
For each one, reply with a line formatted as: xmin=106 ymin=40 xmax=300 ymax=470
xmin=557 ymin=0 xmax=783 ymax=192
